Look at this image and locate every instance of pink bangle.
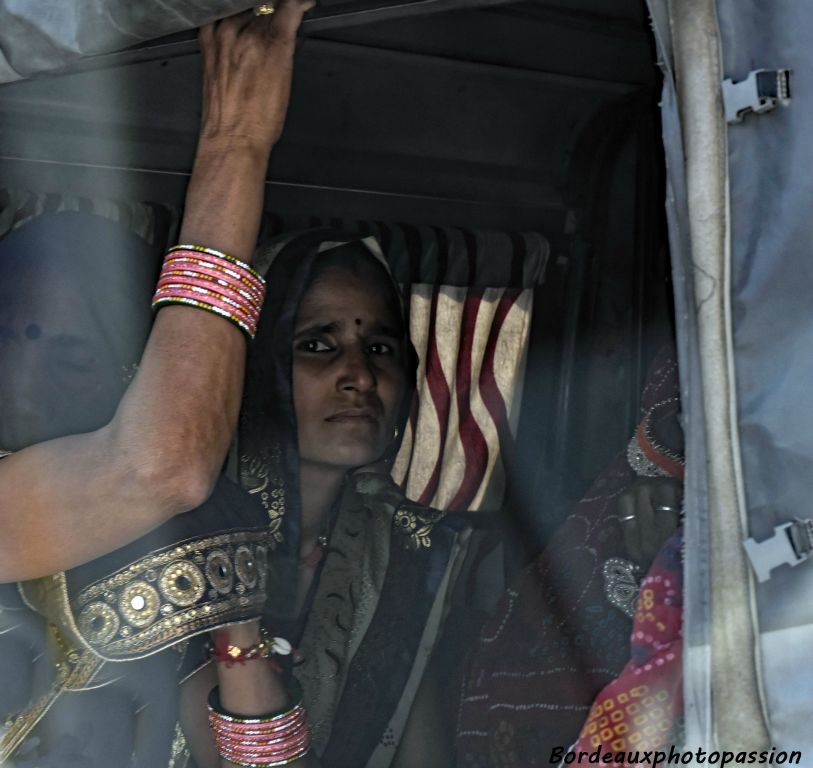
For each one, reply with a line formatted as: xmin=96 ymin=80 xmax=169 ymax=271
xmin=217 ymin=743 xmax=311 ymax=766
xmin=211 ymin=726 xmax=311 ymax=765
xmin=153 ymin=286 xmax=257 ymax=331
xmin=211 ymin=715 xmax=308 ymax=740
xmin=156 ymin=275 xmax=258 ymax=316
xmin=152 ymin=245 xmax=265 ymax=340
xmin=207 ymin=685 xmax=312 ymax=767
xmin=209 ymin=707 xmax=305 ymax=732
xmin=160 ymin=262 xmax=263 ymax=306
xmin=164 ymin=252 xmax=265 ymax=302
xmin=214 ymin=730 xmax=310 ymax=751
xmin=152 ymin=291 xmax=258 ymax=338
xmin=167 ymin=246 xmax=266 ymax=301
xmin=153 ymin=287 xmax=256 ymax=329
xmin=216 ymin=736 xmax=311 ymax=765
xmin=168 ymin=244 xmax=264 ymax=277
xmin=215 ymin=731 xmax=310 ymax=755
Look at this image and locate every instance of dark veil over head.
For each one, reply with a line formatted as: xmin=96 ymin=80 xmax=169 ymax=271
xmin=238 ymin=229 xmax=418 ymax=600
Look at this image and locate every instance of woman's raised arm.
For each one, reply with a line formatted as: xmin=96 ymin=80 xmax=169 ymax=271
xmin=0 ymin=3 xmax=312 ymax=582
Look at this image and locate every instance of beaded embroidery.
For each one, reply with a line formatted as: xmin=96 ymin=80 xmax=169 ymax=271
xmin=240 ymin=446 xmax=285 ymax=547
xmin=626 ymin=397 xmax=685 ymax=479
xmin=602 ymin=557 xmax=641 ymax=618
xmin=73 ymin=531 xmax=270 ymax=659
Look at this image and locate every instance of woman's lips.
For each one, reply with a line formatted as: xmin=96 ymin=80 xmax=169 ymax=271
xmin=325 ymin=409 xmax=378 ymax=423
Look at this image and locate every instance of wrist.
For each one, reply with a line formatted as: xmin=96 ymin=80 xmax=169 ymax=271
xmin=208 ymin=625 xmax=296 ymax=683
xmin=212 ymin=622 xmax=262 ymax=645
xmin=195 ymin=130 xmax=274 ymax=162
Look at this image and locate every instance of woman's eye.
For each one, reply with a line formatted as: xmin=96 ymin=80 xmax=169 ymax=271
xmin=297 ymin=339 xmax=333 ymax=353
xmin=368 ymin=342 xmax=395 ymax=356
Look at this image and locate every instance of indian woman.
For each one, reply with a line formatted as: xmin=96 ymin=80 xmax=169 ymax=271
xmin=0 ymin=2 xmax=314 ymax=584
xmin=0 ymin=5 xmax=466 ymax=766
xmin=177 ymin=231 xmax=468 ymax=768
xmin=0 ymin=3 xmax=309 ymax=765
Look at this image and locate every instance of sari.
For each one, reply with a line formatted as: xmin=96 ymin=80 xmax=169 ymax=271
xmin=455 ymin=347 xmax=683 ymax=768
xmin=572 ymin=527 xmax=683 ymax=763
xmin=0 ymin=218 xmax=467 ymax=767
xmin=241 ymin=230 xmax=470 ymax=766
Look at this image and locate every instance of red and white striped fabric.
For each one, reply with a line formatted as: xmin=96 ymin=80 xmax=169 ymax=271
xmin=392 ymin=284 xmax=534 ymax=512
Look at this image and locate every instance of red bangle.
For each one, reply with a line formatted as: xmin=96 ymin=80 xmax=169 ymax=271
xmin=204 ymin=628 xmax=293 ymax=668
xmin=155 ymin=276 xmax=259 ymax=319
xmin=157 ymin=267 xmax=261 ymax=307
xmin=207 ymin=683 xmax=312 ymax=767
xmin=163 ymin=253 xmax=265 ymax=302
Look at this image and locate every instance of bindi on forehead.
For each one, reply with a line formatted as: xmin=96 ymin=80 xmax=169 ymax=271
xmin=25 ymin=323 xmax=42 ymax=340
xmin=296 ymin=273 xmax=402 ymax=335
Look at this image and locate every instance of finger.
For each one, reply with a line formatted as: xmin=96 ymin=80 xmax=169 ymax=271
xmin=198 ymin=23 xmax=218 ymax=80
xmin=634 ymin=484 xmax=661 ymax=564
xmin=652 ymin=476 xmax=682 ymax=504
xmin=652 ymin=483 xmax=682 ymax=546
xmin=618 ymin=492 xmax=643 ymax=564
xmin=654 ymin=507 xmax=680 ymax=549
xmin=277 ymin=0 xmax=317 ymax=15
xmin=234 ymin=8 xmax=259 ymax=33
xmin=266 ymin=0 xmax=314 ymax=41
xmin=198 ymin=22 xmax=215 ymax=47
xmin=214 ymin=11 xmax=244 ymax=45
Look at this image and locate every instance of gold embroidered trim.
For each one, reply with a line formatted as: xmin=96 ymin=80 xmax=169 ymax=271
xmin=294 ymin=469 xmax=451 ymax=751
xmin=352 ymin=467 xmax=446 ymax=550
xmin=159 ymin=560 xmax=207 ymax=607
xmin=393 ymin=503 xmax=446 ymax=550
xmin=240 ymin=447 xmax=285 ymax=546
xmin=167 ymin=720 xmax=191 ymax=768
xmin=79 ymin=601 xmax=120 ymax=645
xmin=0 ymin=644 xmax=102 ymax=762
xmin=72 ymin=531 xmax=270 ymax=659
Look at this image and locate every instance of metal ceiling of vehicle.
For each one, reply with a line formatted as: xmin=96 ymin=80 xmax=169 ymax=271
xmin=0 ymin=0 xmax=653 ymax=85
xmin=0 ymin=0 xmax=656 ymax=229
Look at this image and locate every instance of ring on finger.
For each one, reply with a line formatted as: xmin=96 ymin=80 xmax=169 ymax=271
xmin=254 ymin=3 xmax=276 ymax=15
xmin=619 ymin=514 xmax=637 ymax=522
xmin=654 ymin=505 xmax=678 ymax=514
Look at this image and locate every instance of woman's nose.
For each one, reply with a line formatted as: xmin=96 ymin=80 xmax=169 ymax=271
xmin=338 ymin=346 xmax=377 ymax=392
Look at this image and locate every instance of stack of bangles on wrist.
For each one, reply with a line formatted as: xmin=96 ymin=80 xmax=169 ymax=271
xmin=152 ymin=244 xmax=266 ymax=339
xmin=208 ymin=682 xmax=312 ymax=767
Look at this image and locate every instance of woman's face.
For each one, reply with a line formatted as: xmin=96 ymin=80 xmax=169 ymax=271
xmin=292 ymin=265 xmax=407 ymax=474
xmin=0 ymin=269 xmax=122 ymax=450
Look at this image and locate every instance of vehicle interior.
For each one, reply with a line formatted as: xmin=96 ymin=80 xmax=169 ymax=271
xmin=0 ymin=0 xmax=672 ymax=559
xmin=0 ymin=0 xmax=679 ymax=762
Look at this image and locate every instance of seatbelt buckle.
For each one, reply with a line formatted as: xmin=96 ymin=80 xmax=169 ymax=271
xmin=744 ymin=519 xmax=813 ymax=583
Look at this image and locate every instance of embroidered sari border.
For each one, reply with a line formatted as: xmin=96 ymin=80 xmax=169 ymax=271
xmin=70 ymin=531 xmax=271 ymax=660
